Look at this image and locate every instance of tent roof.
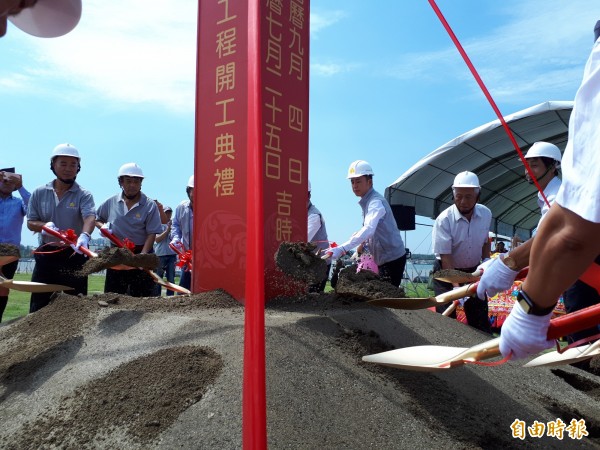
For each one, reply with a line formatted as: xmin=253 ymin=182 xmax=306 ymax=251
xmin=385 ymin=101 xmax=573 ymax=237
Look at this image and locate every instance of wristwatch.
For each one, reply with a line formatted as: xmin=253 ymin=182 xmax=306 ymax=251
xmin=502 ymin=254 xmax=518 ymax=270
xmin=516 ymin=289 xmax=556 ymax=316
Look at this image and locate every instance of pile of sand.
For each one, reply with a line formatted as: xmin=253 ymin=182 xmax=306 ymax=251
xmin=1 ymin=290 xmax=600 ymax=449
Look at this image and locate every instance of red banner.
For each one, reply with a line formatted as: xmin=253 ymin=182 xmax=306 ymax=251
xmin=194 ymin=0 xmax=309 ymax=300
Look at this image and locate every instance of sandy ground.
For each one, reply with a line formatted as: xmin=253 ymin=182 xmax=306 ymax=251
xmin=1 ymin=290 xmax=600 ymax=449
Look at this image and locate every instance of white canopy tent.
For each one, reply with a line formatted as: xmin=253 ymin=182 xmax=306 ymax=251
xmin=385 ymin=101 xmax=573 ymax=239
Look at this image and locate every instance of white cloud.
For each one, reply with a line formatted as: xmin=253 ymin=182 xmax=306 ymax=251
xmin=310 ymin=10 xmax=346 ymax=36
xmin=11 ymin=0 xmax=198 ymax=113
xmin=385 ymin=0 xmax=600 ymax=103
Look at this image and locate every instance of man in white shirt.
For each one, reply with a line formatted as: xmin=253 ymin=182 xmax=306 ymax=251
xmin=432 ymin=171 xmax=492 ymax=333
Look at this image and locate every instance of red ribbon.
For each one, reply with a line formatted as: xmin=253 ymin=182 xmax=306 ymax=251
xmin=175 ymin=250 xmax=193 ymax=271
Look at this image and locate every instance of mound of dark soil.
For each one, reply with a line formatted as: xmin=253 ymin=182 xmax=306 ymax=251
xmin=274 ymin=241 xmax=328 ymax=284
xmin=79 ymin=247 xmax=160 ymax=275
xmin=0 ymin=243 xmax=20 ymax=257
xmin=334 ymin=263 xmax=406 ymax=300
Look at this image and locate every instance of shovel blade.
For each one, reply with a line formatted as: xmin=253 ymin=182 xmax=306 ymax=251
xmin=0 ymin=280 xmax=73 ymax=293
xmin=368 ymin=297 xmax=438 ymax=310
xmin=362 ymin=345 xmax=470 ymax=371
xmin=0 ymin=255 xmax=19 ymax=267
xmin=524 ymin=342 xmax=600 ymax=368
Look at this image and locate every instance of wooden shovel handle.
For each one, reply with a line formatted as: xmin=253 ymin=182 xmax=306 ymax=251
xmin=41 ymin=225 xmax=98 ymax=258
xmin=435 ymin=282 xmax=478 ymax=303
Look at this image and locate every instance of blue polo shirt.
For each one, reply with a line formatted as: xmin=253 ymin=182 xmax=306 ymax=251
xmin=0 ymin=187 xmax=30 ymax=246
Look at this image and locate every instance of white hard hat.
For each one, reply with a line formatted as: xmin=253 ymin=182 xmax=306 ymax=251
xmin=525 ymin=142 xmax=562 ymax=164
xmin=118 ymin=162 xmax=144 ymax=178
xmin=452 ymin=171 xmax=480 ymax=189
xmin=187 ymin=175 xmax=194 ymax=188
xmin=308 ymin=180 xmax=311 ymax=192
xmin=8 ymin=0 xmax=82 ymax=38
xmin=347 ymin=160 xmax=374 ymax=179
xmin=51 ymin=143 xmax=80 ymax=160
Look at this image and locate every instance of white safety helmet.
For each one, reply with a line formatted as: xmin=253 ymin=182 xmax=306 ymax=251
xmin=452 ymin=171 xmax=480 ymax=189
xmin=51 ymin=143 xmax=80 ymax=161
xmin=187 ymin=175 xmax=194 ymax=188
xmin=347 ymin=160 xmax=374 ymax=179
xmin=118 ymin=162 xmax=145 ymax=178
xmin=525 ymin=142 xmax=561 ymax=167
xmin=8 ymin=0 xmax=82 ymax=38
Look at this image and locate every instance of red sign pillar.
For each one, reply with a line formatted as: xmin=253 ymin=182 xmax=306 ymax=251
xmin=193 ymin=0 xmax=310 ymax=301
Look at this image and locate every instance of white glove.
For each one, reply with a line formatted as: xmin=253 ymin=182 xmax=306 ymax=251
xmin=476 ymin=256 xmax=519 ymax=300
xmin=71 ymin=233 xmax=90 ymax=254
xmin=499 ymin=301 xmax=554 ymax=359
xmin=41 ymin=222 xmax=59 ymax=236
xmin=322 ymin=246 xmax=345 ymax=260
xmin=100 ymin=222 xmax=112 ymax=234
xmin=170 ymin=237 xmax=183 ymax=250
xmin=477 ymin=257 xmax=493 ymax=272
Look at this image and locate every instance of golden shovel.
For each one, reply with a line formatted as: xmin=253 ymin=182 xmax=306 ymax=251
xmin=0 ymin=255 xmax=19 ymax=267
xmin=0 ymin=274 xmax=73 ymax=293
xmin=367 ymin=282 xmax=478 ymax=310
xmin=362 ymin=301 xmax=600 ymax=371
xmin=524 ymin=340 xmax=600 ymax=368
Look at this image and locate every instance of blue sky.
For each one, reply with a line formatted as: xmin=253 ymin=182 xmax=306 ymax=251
xmin=2 ymin=0 xmax=599 ymax=253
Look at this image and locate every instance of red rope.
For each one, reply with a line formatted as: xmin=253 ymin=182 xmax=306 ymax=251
xmin=427 ymin=0 xmax=551 ymax=208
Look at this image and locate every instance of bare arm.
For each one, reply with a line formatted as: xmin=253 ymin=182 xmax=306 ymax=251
xmin=155 ymin=223 xmax=171 ymax=243
xmin=522 ymin=204 xmax=600 ymax=308
xmin=142 ymin=233 xmax=156 ymax=254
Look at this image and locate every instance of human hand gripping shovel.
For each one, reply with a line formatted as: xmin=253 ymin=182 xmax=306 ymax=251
xmin=100 ymin=228 xmax=191 ymax=295
xmin=362 ymin=302 xmax=600 ymax=371
xmin=0 ymin=225 xmax=84 ymax=293
xmin=169 ymin=243 xmax=193 ymax=271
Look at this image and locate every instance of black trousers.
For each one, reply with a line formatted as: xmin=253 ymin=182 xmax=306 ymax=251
xmin=30 ymin=246 xmax=88 ymax=313
xmin=0 ymin=259 xmax=18 ymax=322
xmin=105 ymin=267 xmax=155 ymax=297
xmin=379 ymin=254 xmax=408 ymax=288
xmin=432 ymin=259 xmax=491 ymax=334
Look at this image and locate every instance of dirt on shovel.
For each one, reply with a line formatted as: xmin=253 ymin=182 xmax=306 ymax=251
xmin=0 ymin=243 xmax=20 ymax=258
xmin=334 ymin=263 xmax=406 ymax=300
xmin=275 ymin=241 xmax=328 ymax=284
xmin=432 ymin=268 xmax=479 ymax=284
xmin=78 ymin=247 xmax=159 ymax=276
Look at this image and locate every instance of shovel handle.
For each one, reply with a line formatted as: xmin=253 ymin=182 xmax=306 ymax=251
xmin=548 ymin=302 xmax=600 ymax=339
xmin=100 ymin=227 xmax=191 ymax=295
xmin=100 ymin=227 xmax=127 ymax=249
xmin=436 ymin=282 xmax=478 ymax=303
xmin=41 ymin=225 xmax=98 ymax=258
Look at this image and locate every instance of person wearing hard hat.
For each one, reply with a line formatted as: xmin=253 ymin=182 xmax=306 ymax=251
xmin=1 ymin=0 xmax=81 ymax=38
xmin=26 ymin=143 xmax=96 ymax=313
xmin=487 ymin=24 xmax=600 ymax=360
xmin=95 ymin=163 xmax=163 ymax=297
xmin=476 ymin=142 xmax=563 ymax=302
xmin=153 ymin=205 xmax=177 ymax=296
xmin=170 ymin=175 xmax=194 ymax=290
xmin=432 ymin=171 xmax=492 ymax=333
xmin=0 ymin=167 xmax=30 ymax=321
xmin=323 ymin=160 xmax=407 ymax=287
xmin=307 ymin=180 xmax=330 ymax=292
